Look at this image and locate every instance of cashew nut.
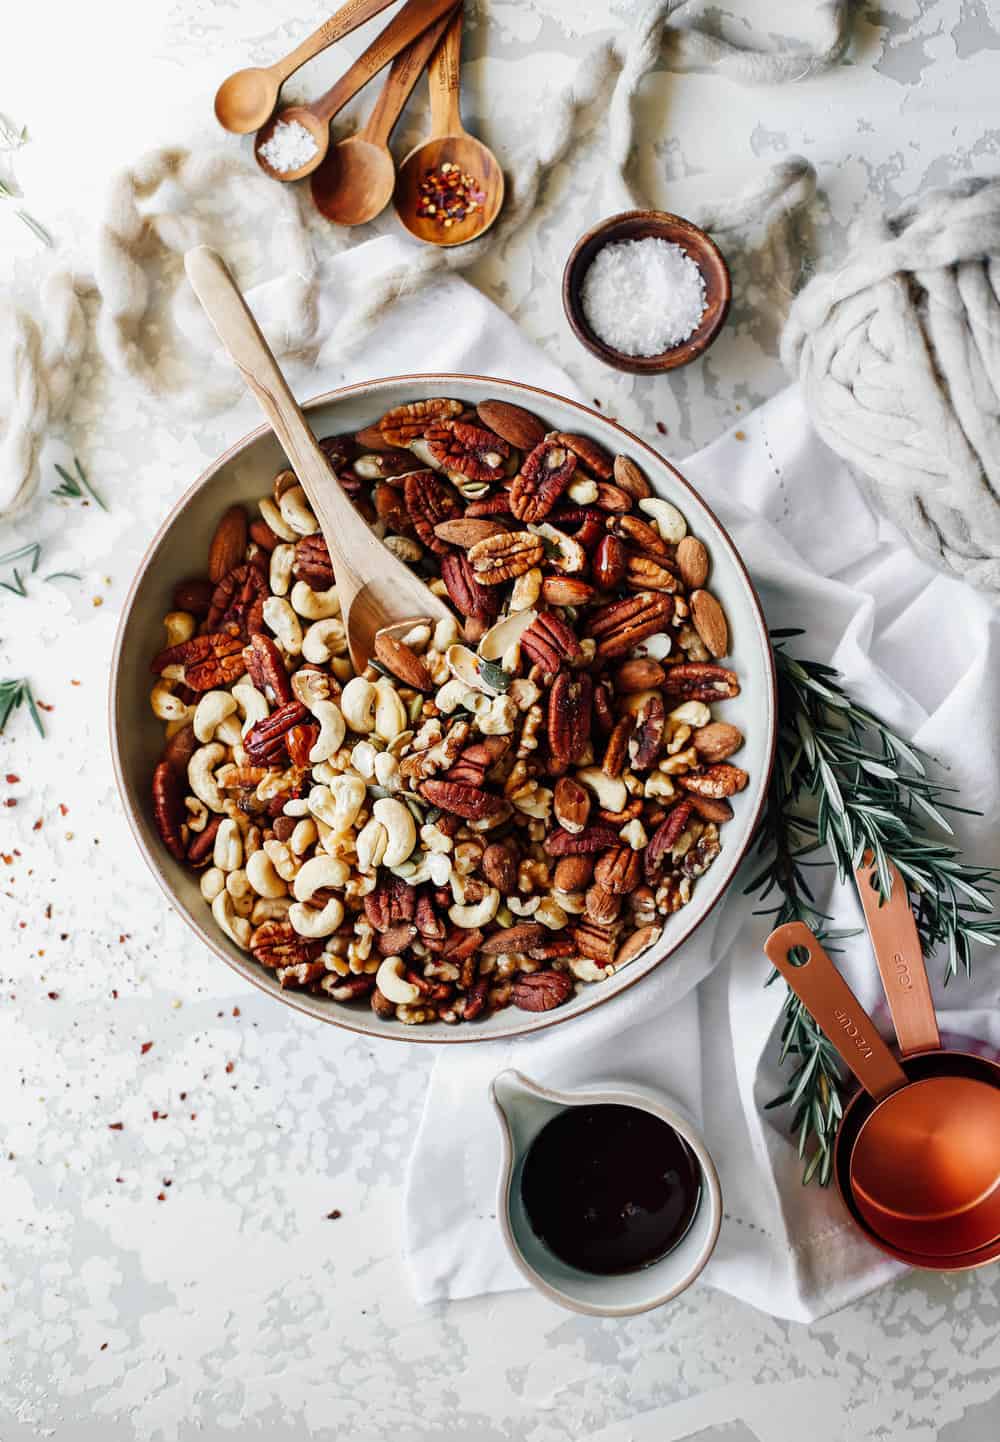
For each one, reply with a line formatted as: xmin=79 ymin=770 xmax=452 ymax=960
xmin=375 ymin=954 xmax=421 ymax=1005
xmin=163 ymin=611 xmax=196 ymax=647
xmin=639 ymin=496 xmax=688 ymax=544
xmin=263 ymin=838 xmax=300 ymax=883
xmin=535 ymin=897 xmax=568 ymax=929
xmin=226 ymin=870 xmax=253 ymax=911
xmin=308 ymin=776 xmax=366 ymax=833
xmin=372 ymin=798 xmax=416 ymax=867
xmin=302 ymin=617 xmax=348 ymax=664
xmin=193 ymin=690 xmax=238 ymax=744
xmin=373 ymin=678 xmax=407 ymax=742
xmin=213 ymin=817 xmax=244 ymax=873
xmin=212 ymin=889 xmax=251 ymax=949
xmin=263 ymin=596 xmax=303 ymax=656
xmin=258 ymin=495 xmax=297 ymax=542
xmin=269 ymin=543 xmax=295 ymax=596
xmin=355 ymin=817 xmax=388 ymax=873
xmin=308 ymin=700 xmax=346 ymax=764
xmin=200 ymin=867 xmax=226 ymax=902
xmin=290 ymin=818 xmax=318 ymax=856
xmin=277 ymin=484 xmax=319 ymax=536
xmin=246 ymin=848 xmax=287 ymax=899
xmin=251 ymin=896 xmax=291 ymax=924
xmin=448 ymin=887 xmax=500 ymax=929
xmin=188 ymin=743 xmax=227 ymax=814
xmin=233 ymin=682 xmax=269 ymax=734
xmin=290 ymin=580 xmax=340 ymax=620
xmin=341 ymin=677 xmax=377 ymax=733
xmin=185 ymin=796 xmax=208 ymax=833
xmin=216 ymin=715 xmax=245 ymax=752
xmin=150 ymin=680 xmax=192 ymax=724
xmin=288 ymin=894 xmax=344 ymax=939
xmin=373 ymin=752 xmax=400 ymax=789
xmin=292 ymin=854 xmax=350 ymax=902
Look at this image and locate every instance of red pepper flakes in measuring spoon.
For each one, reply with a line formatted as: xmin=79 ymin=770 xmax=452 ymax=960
xmin=416 ymin=161 xmax=486 ymax=229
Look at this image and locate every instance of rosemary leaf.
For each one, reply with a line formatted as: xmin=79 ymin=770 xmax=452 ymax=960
xmin=52 ymin=458 xmax=108 ymax=511
xmin=0 ymin=678 xmax=44 ymax=737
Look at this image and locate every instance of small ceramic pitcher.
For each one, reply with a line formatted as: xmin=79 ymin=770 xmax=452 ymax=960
xmin=491 ymin=1070 xmax=722 ymax=1316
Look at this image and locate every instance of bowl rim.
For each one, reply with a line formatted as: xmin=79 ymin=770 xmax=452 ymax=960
xmin=562 ymin=209 xmax=732 ymax=374
xmin=109 ymin=372 xmax=776 ymax=1044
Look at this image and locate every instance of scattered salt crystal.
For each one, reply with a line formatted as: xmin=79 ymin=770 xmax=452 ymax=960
xmin=259 ymin=119 xmax=318 ymax=174
xmin=581 ymin=237 xmax=707 ymax=356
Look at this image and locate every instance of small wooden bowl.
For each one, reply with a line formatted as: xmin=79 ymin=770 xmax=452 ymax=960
xmin=562 ymin=210 xmax=731 ymax=375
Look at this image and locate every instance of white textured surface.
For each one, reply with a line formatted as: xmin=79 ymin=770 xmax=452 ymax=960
xmin=2 ymin=2 xmax=1000 ymax=1437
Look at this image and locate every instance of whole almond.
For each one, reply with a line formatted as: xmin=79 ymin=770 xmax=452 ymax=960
xmin=676 ymin=535 xmax=709 ymax=590
xmin=613 ymin=658 xmax=666 ymax=693
xmin=434 ymin=517 xmax=509 ymax=548
xmin=693 ymin=721 xmax=743 ymax=763
xmin=481 ymin=841 xmax=519 ymax=893
xmin=373 ymin=633 xmax=432 ymax=691
xmin=612 ymin=454 xmax=653 ymax=501
xmin=690 ymin=589 xmax=729 ymax=658
xmin=553 ymin=854 xmax=595 ymax=893
xmin=476 ymin=399 xmax=547 ymax=451
xmin=687 ymin=793 xmax=734 ymax=823
xmin=593 ymin=482 xmax=632 ymax=513
xmin=541 ymin=575 xmax=595 ymax=606
xmin=614 ymin=924 xmax=661 ymax=969
xmin=354 ymin=423 xmax=396 ymax=452
xmin=208 ymin=505 xmax=248 ymax=582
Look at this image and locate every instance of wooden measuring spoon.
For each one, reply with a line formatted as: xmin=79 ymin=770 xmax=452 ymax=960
xmin=311 ymin=8 xmax=455 ymax=226
xmin=766 ymin=922 xmax=1000 ymax=1258
xmin=855 ymin=854 xmax=940 ymax=1056
xmin=214 ymin=0 xmax=396 ymax=135
xmin=393 ymin=8 xmax=504 ymax=246
xmin=183 ymin=246 xmax=452 ymax=674
xmin=254 ymin=0 xmax=458 ymax=183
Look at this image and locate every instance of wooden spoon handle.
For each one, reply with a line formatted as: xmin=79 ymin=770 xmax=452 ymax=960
xmin=312 ymin=0 xmax=459 ymax=124
xmin=182 ymin=246 xmax=362 ymax=587
xmin=764 ymin=922 xmax=909 ymax=1101
xmin=428 ymin=6 xmax=464 ymax=138
xmin=362 ymin=7 xmax=456 ymax=148
xmin=855 ymin=854 xmax=941 ymax=1056
xmin=272 ymin=0 xmax=398 ymax=84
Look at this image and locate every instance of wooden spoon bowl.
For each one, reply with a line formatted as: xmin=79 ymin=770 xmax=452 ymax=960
xmin=254 ymin=104 xmax=331 ymax=182
xmin=313 ymin=136 xmax=397 ymax=223
xmin=215 ymin=66 xmax=279 ymax=135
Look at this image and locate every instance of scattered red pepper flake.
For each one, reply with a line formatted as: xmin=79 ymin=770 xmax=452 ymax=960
xmin=4 ymin=774 xmax=18 ymax=784
xmin=656 ymin=421 xmax=668 ymax=435
xmin=71 ymin=680 xmax=81 ymax=687
xmin=115 ymin=1177 xmax=123 ymax=1183
xmin=232 ymin=1007 xmax=240 ymax=1017
xmin=100 ymin=1342 xmax=108 ymax=1351
xmin=59 ymin=804 xmax=68 ymax=816
xmin=152 ymin=1110 xmax=166 ymax=1120
xmin=108 ymin=1122 xmax=123 ymax=1131
xmin=140 ymin=1042 xmax=153 ymax=1056
xmin=163 ymin=1178 xmax=172 ymax=1187
xmin=156 ymin=1192 xmax=166 ymax=1202
xmin=47 ymin=991 xmax=58 ymax=1000
xmin=179 ymin=1091 xmax=187 ymax=1101
xmin=37 ymin=701 xmax=54 ymax=712
xmin=4 ymin=800 xmax=17 ymax=809
xmin=416 ymin=161 xmax=485 ymax=228
xmin=326 ymin=1209 xmax=342 ymax=1220
xmin=111 ymin=989 xmax=118 ymax=999
xmin=225 ymin=1061 xmax=234 ymax=1074
xmin=32 ymin=819 xmax=43 ymax=831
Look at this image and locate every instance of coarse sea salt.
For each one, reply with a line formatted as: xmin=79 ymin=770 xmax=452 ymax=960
xmin=259 ymin=119 xmax=318 ymax=174
xmin=581 ymin=237 xmax=707 ymax=357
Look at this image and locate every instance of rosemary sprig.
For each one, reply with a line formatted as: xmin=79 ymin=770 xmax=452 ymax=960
xmin=752 ymin=631 xmax=1000 ymax=1184
xmin=52 ymin=458 xmax=108 ymax=511
xmin=0 ymin=569 xmax=28 ymax=598
xmin=0 ymin=678 xmax=44 ymax=737
xmin=0 ymin=541 xmax=41 ymax=598
xmin=45 ymin=571 xmax=81 ymax=584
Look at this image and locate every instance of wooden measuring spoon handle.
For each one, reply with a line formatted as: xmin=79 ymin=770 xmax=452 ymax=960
xmin=855 ymin=856 xmax=941 ymax=1055
xmin=182 ymin=247 xmax=363 ymax=589
xmin=428 ymin=7 xmax=464 ymax=138
xmin=272 ymin=0 xmax=398 ymax=84
xmin=312 ymin=0 xmax=459 ymax=124
xmin=361 ymin=8 xmax=456 ymax=148
xmin=764 ymin=922 xmax=910 ymax=1101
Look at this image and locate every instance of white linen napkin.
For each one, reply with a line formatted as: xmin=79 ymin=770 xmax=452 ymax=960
xmin=401 ymin=379 xmax=1000 ymax=1323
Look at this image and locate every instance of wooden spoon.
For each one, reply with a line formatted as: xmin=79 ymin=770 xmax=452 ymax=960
xmin=254 ymin=0 xmax=459 ymax=183
xmin=393 ymin=8 xmax=504 ymax=247
xmin=183 ymin=246 xmax=452 ymax=673
xmin=214 ymin=0 xmax=397 ymax=135
xmin=311 ymin=8 xmax=455 ymax=226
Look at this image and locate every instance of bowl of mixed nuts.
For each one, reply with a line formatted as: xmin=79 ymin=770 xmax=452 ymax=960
xmin=111 ymin=376 xmax=776 ymax=1041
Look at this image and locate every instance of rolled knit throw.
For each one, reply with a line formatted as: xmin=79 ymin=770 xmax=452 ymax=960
xmin=783 ymin=177 xmax=1000 ymax=590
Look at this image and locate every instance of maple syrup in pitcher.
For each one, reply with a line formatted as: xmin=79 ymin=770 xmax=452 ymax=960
xmin=520 ymin=1103 xmax=702 ymax=1275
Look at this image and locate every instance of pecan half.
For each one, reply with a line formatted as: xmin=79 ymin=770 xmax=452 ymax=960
xmin=593 ymin=482 xmax=633 ymax=513
xmin=509 ymin=441 xmax=577 ymax=523
xmin=244 ymin=700 xmax=310 ymax=766
xmin=365 ymin=877 xmax=417 ymax=932
xmin=173 ymin=578 xmax=213 ymax=617
xmin=592 ymin=678 xmax=615 ymax=736
xmin=679 ymin=764 xmax=749 ymax=799
xmin=585 ymin=884 xmax=621 ymax=925
xmin=419 ymin=778 xmax=502 ymax=821
xmin=687 ymin=793 xmax=735 ymax=823
xmin=445 ymin=736 xmax=510 ymax=786
xmin=601 ymin=716 xmax=633 ymax=777
xmin=462 ymin=977 xmax=490 ymax=1020
xmin=250 ymin=920 xmax=323 ymax=970
xmin=571 ymin=920 xmax=620 ymax=966
xmin=324 ymin=973 xmax=377 ymax=1001
xmin=544 ymin=823 xmax=620 ymax=856
xmin=243 ymin=633 xmax=293 ymax=705
xmin=378 ymin=398 xmax=462 ymax=446
xmin=403 ymin=471 xmax=462 ymax=554
xmin=152 ymin=760 xmax=187 ymax=862
xmin=293 ymin=534 xmax=334 ymax=590
xmin=425 ymin=421 xmax=510 ymax=481
xmin=592 ymin=533 xmax=627 ymax=589
xmin=629 ymin=694 xmax=665 ymax=771
xmin=512 ymin=970 xmax=573 ymax=1012
xmin=414 ymin=892 xmax=447 ymax=947
xmin=279 ymin=961 xmax=328 ymax=989
xmin=439 ymin=550 xmax=501 ymax=620
xmin=160 ymin=721 xmax=199 ymax=776
xmin=152 ymin=629 xmax=246 ymax=691
xmin=588 ymin=592 xmax=674 ymax=660
xmin=467 ymin=531 xmax=544 ymax=585
xmin=547 ymin=671 xmax=592 ymax=773
xmin=480 ymin=923 xmax=546 ymax=956
xmin=661 ymin=663 xmax=740 ymax=702
xmin=373 ymin=632 xmax=432 ymax=691
xmin=644 ymin=801 xmax=694 ymax=881
xmin=204 ymin=562 xmax=268 ymax=637
xmin=607 ymin=513 xmax=671 ymax=559
xmin=465 ymin=493 xmax=514 ymax=518
xmin=186 ymin=814 xmax=221 ymax=868
xmin=593 ymin=845 xmax=642 ymax=894
xmin=682 ymin=827 xmax=722 ymax=879
xmin=548 ymin=431 xmax=613 ymax=480
xmin=476 ymin=399 xmax=547 ymax=450
xmin=625 ymin=554 xmax=680 ymax=594
xmin=519 ymin=610 xmax=581 ymax=676
xmin=207 ymin=505 xmax=248 ymax=583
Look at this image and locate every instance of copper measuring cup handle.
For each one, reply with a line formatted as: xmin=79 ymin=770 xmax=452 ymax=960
xmin=764 ymin=922 xmax=909 ymax=1101
xmin=854 ymin=855 xmax=941 ymax=1056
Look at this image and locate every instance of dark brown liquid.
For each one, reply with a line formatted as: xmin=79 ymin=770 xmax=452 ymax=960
xmin=520 ymin=1104 xmax=702 ymax=1275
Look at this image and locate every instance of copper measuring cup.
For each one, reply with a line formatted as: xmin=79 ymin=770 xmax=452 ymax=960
xmin=764 ymin=920 xmax=1000 ymax=1263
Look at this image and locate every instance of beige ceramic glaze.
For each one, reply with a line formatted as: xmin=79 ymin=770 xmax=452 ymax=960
xmin=110 ymin=374 xmax=776 ymax=1044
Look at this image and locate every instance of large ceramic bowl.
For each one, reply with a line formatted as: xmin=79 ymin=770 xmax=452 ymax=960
xmin=111 ymin=375 xmax=776 ymax=1043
